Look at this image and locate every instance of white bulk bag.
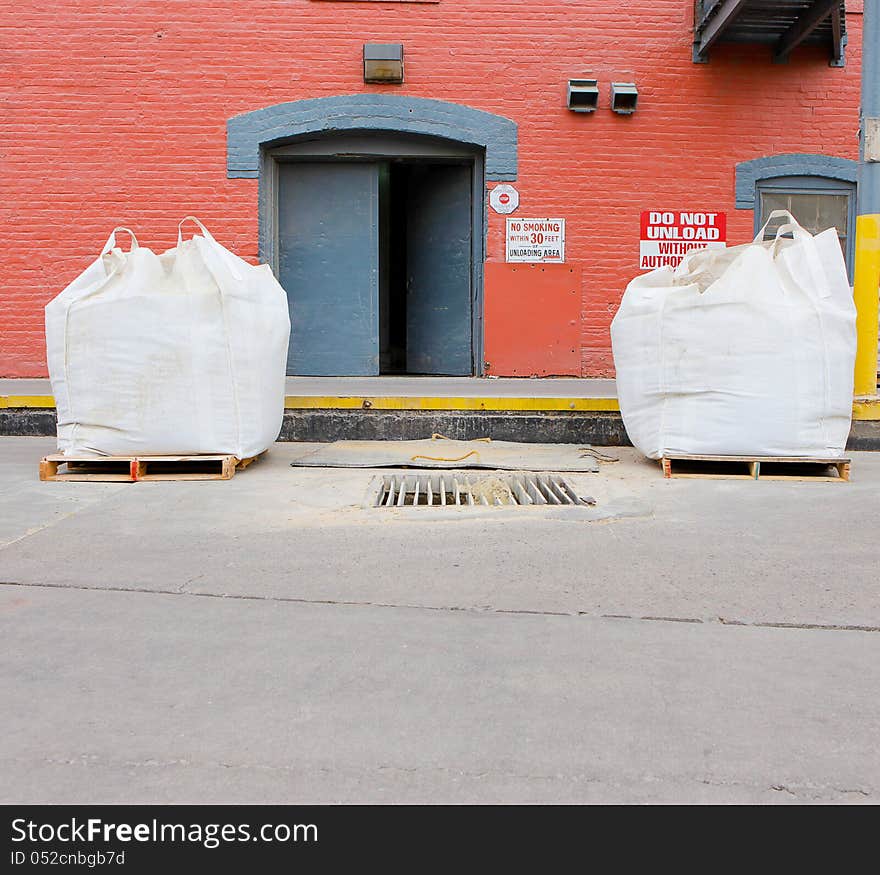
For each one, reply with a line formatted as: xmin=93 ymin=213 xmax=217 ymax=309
xmin=46 ymin=218 xmax=291 ymax=458
xmin=611 ymin=210 xmax=856 ymax=459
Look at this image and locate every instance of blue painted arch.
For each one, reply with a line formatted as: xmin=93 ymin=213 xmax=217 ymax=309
xmin=227 ymin=94 xmax=518 ymax=181
xmin=735 ymin=153 xmax=857 ymax=209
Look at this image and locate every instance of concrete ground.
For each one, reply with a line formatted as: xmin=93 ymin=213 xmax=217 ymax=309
xmin=1 ymin=436 xmax=878 ymax=803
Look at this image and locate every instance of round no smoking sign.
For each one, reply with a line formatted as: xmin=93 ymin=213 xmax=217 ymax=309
xmin=490 ymin=184 xmax=519 ymax=215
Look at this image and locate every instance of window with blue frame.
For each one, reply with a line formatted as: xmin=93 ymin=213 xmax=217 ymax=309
xmin=755 ymin=175 xmax=856 ymax=281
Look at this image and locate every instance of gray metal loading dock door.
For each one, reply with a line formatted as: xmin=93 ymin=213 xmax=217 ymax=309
xmin=279 ymin=163 xmax=380 ymax=376
xmin=275 ymin=135 xmax=477 ymax=377
xmin=405 ymin=164 xmax=473 ymax=376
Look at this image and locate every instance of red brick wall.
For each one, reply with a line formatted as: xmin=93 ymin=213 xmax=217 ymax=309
xmin=0 ymin=0 xmax=863 ymax=377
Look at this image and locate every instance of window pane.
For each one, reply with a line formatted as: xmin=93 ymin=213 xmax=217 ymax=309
xmin=760 ymin=191 xmax=848 ymax=239
xmin=816 ymin=194 xmax=849 ymax=236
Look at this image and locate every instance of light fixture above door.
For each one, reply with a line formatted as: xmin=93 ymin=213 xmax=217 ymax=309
xmin=364 ymin=44 xmax=405 ymax=84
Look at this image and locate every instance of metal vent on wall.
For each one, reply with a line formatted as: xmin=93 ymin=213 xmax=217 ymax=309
xmin=373 ymin=471 xmax=591 ymax=508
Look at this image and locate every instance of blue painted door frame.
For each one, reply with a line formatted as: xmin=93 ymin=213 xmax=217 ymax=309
xmin=267 ymin=131 xmax=486 ymax=376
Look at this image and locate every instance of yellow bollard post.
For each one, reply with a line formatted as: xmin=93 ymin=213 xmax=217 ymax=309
xmin=853 ymin=213 xmax=880 ymax=398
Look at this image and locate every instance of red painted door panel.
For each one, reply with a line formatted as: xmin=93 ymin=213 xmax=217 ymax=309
xmin=483 ymin=263 xmax=581 ymax=377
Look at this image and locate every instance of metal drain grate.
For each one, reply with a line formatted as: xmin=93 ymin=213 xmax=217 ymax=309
xmin=373 ymin=471 xmax=591 ymax=508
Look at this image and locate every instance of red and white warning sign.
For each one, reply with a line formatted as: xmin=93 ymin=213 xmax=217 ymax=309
xmin=490 ymin=184 xmax=519 ymax=215
xmin=506 ymin=218 xmax=565 ymax=263
xmin=639 ymin=211 xmax=726 ymax=271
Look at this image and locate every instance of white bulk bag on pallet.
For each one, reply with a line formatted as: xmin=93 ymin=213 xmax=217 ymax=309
xmin=46 ymin=218 xmax=291 ymax=458
xmin=611 ymin=210 xmax=856 ymax=459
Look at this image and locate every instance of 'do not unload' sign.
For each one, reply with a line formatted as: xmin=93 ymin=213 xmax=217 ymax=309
xmin=639 ymin=211 xmax=726 ymax=271
xmin=506 ymin=218 xmax=565 ymax=263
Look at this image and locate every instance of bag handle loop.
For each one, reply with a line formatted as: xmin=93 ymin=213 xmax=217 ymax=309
xmin=178 ymin=216 xmax=215 ymax=245
xmin=753 ymin=209 xmax=809 ymax=244
xmin=100 ymin=227 xmax=139 ymax=256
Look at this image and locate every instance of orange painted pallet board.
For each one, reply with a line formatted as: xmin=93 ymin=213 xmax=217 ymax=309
xmin=39 ymin=452 xmax=264 ymax=482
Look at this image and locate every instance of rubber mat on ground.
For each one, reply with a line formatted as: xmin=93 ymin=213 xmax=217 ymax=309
xmin=290 ymin=437 xmax=603 ymax=472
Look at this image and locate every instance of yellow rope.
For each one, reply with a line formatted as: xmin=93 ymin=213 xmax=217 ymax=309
xmin=411 ymin=450 xmax=480 ymax=463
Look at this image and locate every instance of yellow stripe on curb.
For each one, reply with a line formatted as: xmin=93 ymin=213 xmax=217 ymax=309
xmin=0 ymin=396 xmax=58 ymax=409
xmin=3 ymin=394 xmax=878 ymax=419
xmin=2 ymin=394 xmax=622 ymax=412
xmin=282 ymin=395 xmax=621 ymax=412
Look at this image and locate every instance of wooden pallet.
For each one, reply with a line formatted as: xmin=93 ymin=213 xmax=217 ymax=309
xmin=660 ymin=454 xmax=850 ymax=482
xmin=39 ymin=452 xmax=264 ymax=482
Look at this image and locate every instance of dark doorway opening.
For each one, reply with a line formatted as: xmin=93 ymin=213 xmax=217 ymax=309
xmin=379 ymin=163 xmax=409 ymax=374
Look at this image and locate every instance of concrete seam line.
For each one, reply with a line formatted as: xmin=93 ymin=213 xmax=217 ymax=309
xmin=1 ymin=580 xmax=878 ymax=634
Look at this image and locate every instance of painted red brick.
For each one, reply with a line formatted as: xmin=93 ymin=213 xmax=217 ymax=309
xmin=0 ymin=1 xmax=863 ymax=377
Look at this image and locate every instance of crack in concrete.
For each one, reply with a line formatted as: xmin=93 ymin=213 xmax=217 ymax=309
xmin=177 ymin=574 xmax=204 ymax=594
xmin=718 ymin=617 xmax=880 ymax=634
xmin=769 ymin=782 xmax=872 ymax=799
xmin=1 ymin=579 xmax=878 ymax=634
